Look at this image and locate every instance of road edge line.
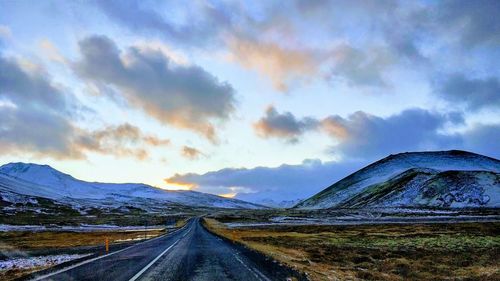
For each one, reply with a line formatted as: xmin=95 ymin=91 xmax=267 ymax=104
xmin=30 ymin=221 xmax=191 ymax=281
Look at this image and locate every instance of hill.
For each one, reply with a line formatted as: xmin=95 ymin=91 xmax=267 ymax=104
xmin=295 ymin=150 xmax=500 ymax=209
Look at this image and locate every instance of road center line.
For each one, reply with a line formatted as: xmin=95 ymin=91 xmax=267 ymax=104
xmin=128 ymin=239 xmax=180 ymax=281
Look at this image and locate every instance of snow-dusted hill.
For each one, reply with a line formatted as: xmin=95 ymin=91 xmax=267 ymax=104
xmin=295 ymin=150 xmax=500 ymax=209
xmin=0 ymin=163 xmax=263 ymax=210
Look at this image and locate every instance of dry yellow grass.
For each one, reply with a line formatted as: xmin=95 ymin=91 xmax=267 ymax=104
xmin=0 ymin=265 xmax=50 ymax=281
xmin=0 ymin=229 xmax=167 ymax=281
xmin=204 ymin=219 xmax=500 ymax=281
xmin=175 ymin=218 xmax=188 ymax=228
xmin=0 ymin=229 xmax=165 ymax=251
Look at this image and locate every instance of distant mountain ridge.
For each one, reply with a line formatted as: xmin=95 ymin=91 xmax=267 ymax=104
xmin=255 ymin=198 xmax=303 ymax=208
xmin=0 ymin=162 xmax=263 ymax=210
xmin=295 ymin=150 xmax=500 ymax=209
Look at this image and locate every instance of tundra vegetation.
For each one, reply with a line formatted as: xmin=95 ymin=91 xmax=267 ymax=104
xmin=204 ymin=218 xmax=500 ymax=281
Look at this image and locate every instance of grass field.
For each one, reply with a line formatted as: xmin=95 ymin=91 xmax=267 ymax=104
xmin=0 ymin=228 xmax=167 ymax=280
xmin=204 ymin=219 xmax=500 ymax=281
xmin=0 ymin=229 xmax=166 ymax=251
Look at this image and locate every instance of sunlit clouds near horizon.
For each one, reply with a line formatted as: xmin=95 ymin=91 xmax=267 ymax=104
xmin=0 ymin=1 xmax=499 ymax=203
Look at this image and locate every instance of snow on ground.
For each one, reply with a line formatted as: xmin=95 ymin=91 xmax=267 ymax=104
xmin=224 ymin=214 xmax=500 ymax=228
xmin=0 ymin=224 xmax=166 ymax=232
xmin=0 ymin=254 xmax=91 ymax=271
xmin=224 ymin=208 xmax=500 ymax=228
xmin=0 ymin=225 xmax=46 ymax=232
xmin=114 ymin=234 xmax=159 ymax=242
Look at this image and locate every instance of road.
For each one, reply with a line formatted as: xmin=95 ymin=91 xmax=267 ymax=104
xmin=32 ymin=218 xmax=303 ymax=281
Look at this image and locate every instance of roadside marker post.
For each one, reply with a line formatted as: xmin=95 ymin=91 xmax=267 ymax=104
xmin=105 ymin=237 xmax=109 ymax=253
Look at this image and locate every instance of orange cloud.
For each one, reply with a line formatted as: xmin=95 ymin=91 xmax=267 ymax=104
xmin=219 ymin=192 xmax=237 ymax=198
xmin=227 ymin=36 xmax=321 ymax=92
xmin=39 ymin=39 xmax=67 ymax=64
xmin=163 ymin=179 xmax=197 ymax=190
xmin=73 ymin=123 xmax=170 ymax=160
xmin=74 ymin=35 xmax=235 ymax=143
xmin=321 ymin=117 xmax=349 ymax=139
xmin=253 ymin=106 xmax=319 ymax=142
xmin=181 ymin=145 xmax=203 ymax=160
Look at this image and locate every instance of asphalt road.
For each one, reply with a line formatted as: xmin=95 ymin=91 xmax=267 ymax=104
xmin=33 ymin=218 xmax=303 ymax=281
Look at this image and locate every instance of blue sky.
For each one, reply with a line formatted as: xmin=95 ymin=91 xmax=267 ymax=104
xmin=0 ymin=0 xmax=499 ymax=203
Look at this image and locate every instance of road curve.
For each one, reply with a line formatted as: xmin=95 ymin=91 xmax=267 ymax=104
xmin=32 ymin=218 xmax=304 ymax=281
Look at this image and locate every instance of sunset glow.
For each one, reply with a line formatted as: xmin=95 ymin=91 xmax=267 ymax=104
xmin=0 ymin=1 xmax=498 ymax=205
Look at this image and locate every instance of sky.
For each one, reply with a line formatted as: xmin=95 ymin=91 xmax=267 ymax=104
xmin=0 ymin=0 xmax=499 ymax=204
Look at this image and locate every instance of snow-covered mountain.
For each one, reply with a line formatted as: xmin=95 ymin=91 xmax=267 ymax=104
xmin=0 ymin=162 xmax=263 ymax=210
xmin=255 ymin=198 xmax=303 ymax=208
xmin=295 ymin=150 xmax=500 ymax=209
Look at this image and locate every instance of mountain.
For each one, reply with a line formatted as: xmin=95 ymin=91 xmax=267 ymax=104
xmin=0 ymin=162 xmax=263 ymax=210
xmin=254 ymin=198 xmax=303 ymax=208
xmin=295 ymin=150 xmax=500 ymax=209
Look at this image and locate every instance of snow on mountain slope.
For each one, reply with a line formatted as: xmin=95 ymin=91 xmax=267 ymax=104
xmin=254 ymin=198 xmax=303 ymax=208
xmin=295 ymin=150 xmax=500 ymax=209
xmin=0 ymin=163 xmax=263 ymax=209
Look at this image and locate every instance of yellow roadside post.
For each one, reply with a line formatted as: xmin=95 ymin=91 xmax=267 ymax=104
xmin=105 ymin=237 xmax=109 ymax=253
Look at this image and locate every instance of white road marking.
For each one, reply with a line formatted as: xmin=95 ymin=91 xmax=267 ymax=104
xmin=129 ymin=222 xmax=195 ymax=281
xmin=210 ymin=229 xmax=271 ymax=281
xmin=31 ymin=222 xmax=191 ymax=281
xmin=232 ymin=253 xmax=272 ymax=281
xmin=128 ymin=239 xmax=180 ymax=281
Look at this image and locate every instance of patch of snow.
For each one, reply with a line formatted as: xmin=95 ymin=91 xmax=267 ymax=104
xmin=114 ymin=235 xmax=158 ymax=242
xmin=0 ymin=224 xmax=165 ymax=232
xmin=0 ymin=254 xmax=91 ymax=271
xmin=224 ymin=215 xmax=500 ymax=228
xmin=0 ymin=224 xmax=47 ymax=232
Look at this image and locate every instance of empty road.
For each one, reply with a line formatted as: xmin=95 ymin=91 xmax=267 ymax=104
xmin=32 ymin=218 xmax=303 ymax=281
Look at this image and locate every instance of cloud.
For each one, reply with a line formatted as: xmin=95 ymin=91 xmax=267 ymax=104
xmin=0 ymin=54 xmax=79 ymax=158
xmin=0 ymin=107 xmax=81 ymax=159
xmin=324 ymin=109 xmax=464 ymax=160
xmin=169 ymin=107 xmax=499 ymax=203
xmin=74 ymin=123 xmax=170 ymax=160
xmin=92 ymin=1 xmax=500 ymax=94
xmin=0 ymin=51 xmax=170 ymax=160
xmin=254 ymin=106 xmax=319 ymax=143
xmin=320 ymin=116 xmax=349 ymax=139
xmin=227 ymin=37 xmax=322 ymax=91
xmin=329 ymin=44 xmax=392 ymax=87
xmin=94 ymin=1 xmax=401 ymax=90
xmin=73 ymin=35 xmax=236 ymax=142
xmin=434 ymin=0 xmax=500 ymax=48
xmin=435 ymin=74 xmax=500 ymax=111
xmin=166 ymin=158 xmax=365 ymax=203
xmin=0 ymin=56 xmax=69 ymax=113
xmin=254 ymin=107 xmax=464 ymax=156
xmin=181 ymin=146 xmax=203 ymax=160
xmin=95 ymin=0 xmax=232 ymax=47
xmin=228 ymin=41 xmax=395 ymax=91
xmin=324 ymin=109 xmax=499 ymax=161
xmin=39 ymin=39 xmax=67 ymax=64
xmin=462 ymin=123 xmax=500 ymax=159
